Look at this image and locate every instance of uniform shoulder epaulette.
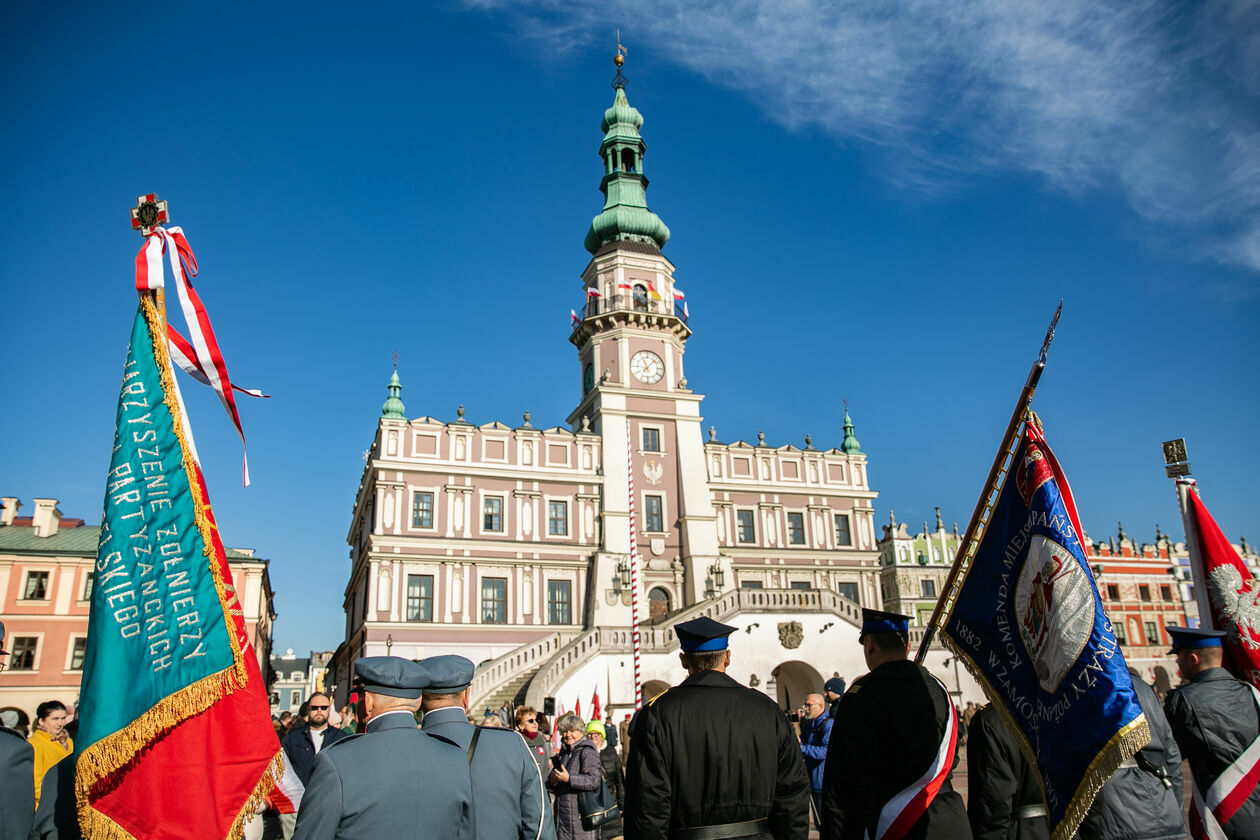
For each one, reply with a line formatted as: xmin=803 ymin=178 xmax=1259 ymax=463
xmin=648 ymin=688 xmax=670 ymax=707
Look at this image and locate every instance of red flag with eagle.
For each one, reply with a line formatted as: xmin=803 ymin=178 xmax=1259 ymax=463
xmin=75 ymin=196 xmax=277 ymax=840
xmin=1183 ymin=482 xmax=1260 ymax=688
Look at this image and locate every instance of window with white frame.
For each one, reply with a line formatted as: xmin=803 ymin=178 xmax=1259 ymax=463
xmin=644 ymin=495 xmax=664 ymax=532
xmin=834 ymin=513 xmax=853 ymax=546
xmin=736 ymin=510 xmax=756 ymax=543
xmin=482 ymin=577 xmax=507 ymax=623
xmin=22 ymin=571 xmax=49 ymax=601
xmin=412 ymin=492 xmax=434 ymax=528
xmin=407 ymin=575 xmax=434 ymax=621
xmin=548 ymin=580 xmax=572 ymax=624
xmin=548 ymin=501 xmax=568 ymax=536
xmin=483 ymin=497 xmax=504 ymax=532
xmin=81 ymin=571 xmax=94 ymax=601
xmin=642 ymin=427 xmax=661 ymax=452
xmin=69 ymin=637 xmax=87 ymax=671
xmin=787 ymin=512 xmax=806 ymax=545
xmin=10 ymin=637 xmax=37 ymax=670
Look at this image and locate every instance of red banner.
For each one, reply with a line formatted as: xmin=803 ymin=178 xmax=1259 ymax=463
xmin=1187 ymin=487 xmax=1260 ymax=687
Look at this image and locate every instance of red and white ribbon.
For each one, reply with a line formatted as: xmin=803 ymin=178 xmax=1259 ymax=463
xmin=626 ymin=423 xmax=643 ymax=708
xmin=135 ymin=226 xmax=264 ymax=486
xmin=866 ymin=675 xmax=958 ymax=840
xmin=268 ymin=748 xmax=305 ymax=815
xmin=1191 ymin=683 xmax=1260 ymax=840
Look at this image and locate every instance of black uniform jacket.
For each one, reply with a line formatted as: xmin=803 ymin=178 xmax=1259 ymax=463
xmin=966 ymin=704 xmax=1048 ymax=840
xmin=820 ymin=660 xmax=970 ymax=840
xmin=1165 ymin=666 xmax=1260 ymax=839
xmin=624 ymin=669 xmax=810 ymax=840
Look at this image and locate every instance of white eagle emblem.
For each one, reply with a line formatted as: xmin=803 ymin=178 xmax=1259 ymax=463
xmin=1208 ymin=565 xmax=1260 ymax=650
xmin=643 ymin=459 xmax=663 ymax=486
xmin=1014 ymin=535 xmax=1096 ymax=693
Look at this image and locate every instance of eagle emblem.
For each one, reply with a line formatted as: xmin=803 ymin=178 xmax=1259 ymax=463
xmin=1208 ymin=565 xmax=1260 ymax=650
xmin=1014 ymin=535 xmax=1095 ymax=693
xmin=643 ymin=459 xmax=663 ymax=486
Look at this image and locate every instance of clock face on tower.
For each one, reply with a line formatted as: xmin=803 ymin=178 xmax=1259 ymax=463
xmin=630 ymin=350 xmax=665 ymax=384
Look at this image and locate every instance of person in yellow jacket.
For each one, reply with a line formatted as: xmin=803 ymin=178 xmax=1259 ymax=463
xmin=30 ymin=700 xmax=72 ymax=807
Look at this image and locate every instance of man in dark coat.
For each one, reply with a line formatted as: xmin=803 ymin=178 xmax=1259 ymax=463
xmin=1163 ymin=626 xmax=1260 ymax=840
xmin=0 ymin=621 xmax=36 ymax=840
xmin=966 ymin=704 xmax=1049 ymax=840
xmin=1077 ymin=675 xmax=1183 ymax=840
xmin=281 ymin=692 xmax=349 ymax=785
xmin=820 ymin=609 xmax=970 ymax=840
xmin=823 ymin=678 xmax=845 ymax=721
xmin=624 ymin=616 xmax=810 ymax=840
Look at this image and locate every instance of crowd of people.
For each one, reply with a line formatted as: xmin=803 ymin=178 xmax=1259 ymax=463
xmin=4 ymin=613 xmax=1260 ymax=839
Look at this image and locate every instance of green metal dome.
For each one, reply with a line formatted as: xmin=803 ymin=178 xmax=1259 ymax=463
xmin=841 ymin=410 xmax=863 ymax=455
xmin=381 ymin=370 xmax=405 ymax=420
xmin=584 ymin=82 xmax=670 ymax=254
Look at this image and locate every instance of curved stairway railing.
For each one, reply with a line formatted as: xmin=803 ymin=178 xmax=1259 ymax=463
xmin=468 ymin=630 xmax=577 ymax=713
xmin=523 ymin=587 xmax=884 ymax=708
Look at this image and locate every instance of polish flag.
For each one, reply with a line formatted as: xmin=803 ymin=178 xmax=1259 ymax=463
xmin=268 ymin=750 xmax=305 ymax=815
xmin=570 ymin=309 xmax=580 ymax=324
xmin=671 ymin=286 xmax=685 ymax=301
xmin=586 ymin=287 xmax=601 ymax=297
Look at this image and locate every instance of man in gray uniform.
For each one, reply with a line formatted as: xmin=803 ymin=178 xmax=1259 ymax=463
xmin=419 ymin=655 xmax=557 ymax=840
xmin=0 ymin=621 xmax=36 ymax=840
xmin=293 ymin=657 xmax=476 ymax=840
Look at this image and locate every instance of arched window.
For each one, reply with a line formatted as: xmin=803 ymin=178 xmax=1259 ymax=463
xmin=633 ymin=284 xmax=648 ymax=311
xmin=648 ymin=586 xmax=671 ymax=619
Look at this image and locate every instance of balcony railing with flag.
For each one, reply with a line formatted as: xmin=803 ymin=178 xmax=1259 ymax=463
xmin=575 ymin=292 xmax=688 ymax=326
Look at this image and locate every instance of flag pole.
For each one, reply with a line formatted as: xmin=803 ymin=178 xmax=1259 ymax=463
xmin=915 ymin=301 xmax=1062 ymax=663
xmin=1173 ymin=478 xmax=1215 ymax=629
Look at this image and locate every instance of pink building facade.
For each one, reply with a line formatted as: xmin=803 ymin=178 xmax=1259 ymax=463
xmin=327 ymin=70 xmax=978 ymax=713
xmin=0 ymin=496 xmax=276 ymax=723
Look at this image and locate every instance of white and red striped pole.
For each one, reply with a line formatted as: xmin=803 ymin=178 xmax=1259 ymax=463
xmin=626 ymin=423 xmax=643 ymax=708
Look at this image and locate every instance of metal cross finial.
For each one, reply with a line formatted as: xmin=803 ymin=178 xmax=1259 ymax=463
xmin=130 ymin=193 xmax=170 ymax=235
xmin=392 ymin=349 xmax=400 ymax=371
xmin=842 ymin=396 xmax=850 ymax=413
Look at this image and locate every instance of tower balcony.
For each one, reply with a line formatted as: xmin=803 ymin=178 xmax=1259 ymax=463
xmin=570 ymin=292 xmax=691 ymax=345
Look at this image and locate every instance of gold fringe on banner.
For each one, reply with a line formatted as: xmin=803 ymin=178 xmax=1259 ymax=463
xmin=75 ymin=292 xmax=273 ymax=839
xmin=940 ymin=633 xmax=1151 ymax=840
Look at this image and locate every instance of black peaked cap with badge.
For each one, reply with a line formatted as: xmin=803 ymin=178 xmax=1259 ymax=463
xmin=673 ymin=616 xmax=738 ymax=652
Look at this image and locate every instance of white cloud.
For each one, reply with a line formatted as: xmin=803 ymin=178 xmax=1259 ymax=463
xmin=466 ymin=0 xmax=1260 ymax=276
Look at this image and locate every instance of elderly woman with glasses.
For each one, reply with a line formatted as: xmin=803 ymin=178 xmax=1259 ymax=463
xmin=547 ymin=713 xmax=603 ymax=840
xmin=515 ymin=705 xmax=552 ymax=782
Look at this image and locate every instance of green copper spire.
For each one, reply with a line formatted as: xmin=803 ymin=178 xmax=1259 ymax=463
xmin=841 ymin=409 xmax=862 ymax=455
xmin=584 ymin=57 xmax=670 ymax=254
xmin=381 ymin=369 xmax=405 ymax=419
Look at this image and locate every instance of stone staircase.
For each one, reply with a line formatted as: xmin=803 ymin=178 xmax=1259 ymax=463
xmin=468 ymin=631 xmax=578 ymax=714
xmin=473 ymin=662 xmax=545 ymax=716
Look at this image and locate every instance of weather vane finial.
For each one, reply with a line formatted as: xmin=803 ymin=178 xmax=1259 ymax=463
xmin=613 ymin=30 xmax=628 ymax=88
xmin=392 ymin=348 xmax=400 ymax=371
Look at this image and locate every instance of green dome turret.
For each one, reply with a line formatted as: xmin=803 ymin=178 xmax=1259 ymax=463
xmin=382 ymin=369 xmax=406 ymax=419
xmin=584 ymin=60 xmax=670 ymax=254
xmin=841 ymin=410 xmax=862 ymax=455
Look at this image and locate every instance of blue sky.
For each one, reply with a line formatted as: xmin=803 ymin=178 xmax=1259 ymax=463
xmin=2 ymin=2 xmax=1257 ymax=654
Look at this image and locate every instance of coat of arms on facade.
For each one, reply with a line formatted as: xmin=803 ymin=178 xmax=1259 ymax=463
xmin=643 ymin=459 xmax=663 ymax=486
xmin=778 ymin=621 xmax=804 ymax=650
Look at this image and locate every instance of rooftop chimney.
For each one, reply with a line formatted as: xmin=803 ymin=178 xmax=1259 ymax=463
xmin=0 ymin=498 xmax=19 ymax=527
xmin=31 ymin=498 xmax=61 ymax=538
